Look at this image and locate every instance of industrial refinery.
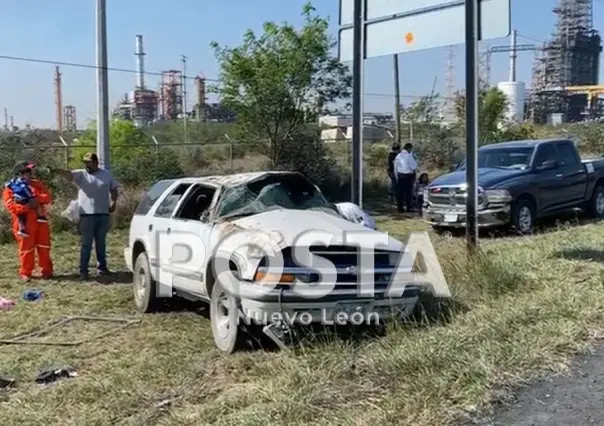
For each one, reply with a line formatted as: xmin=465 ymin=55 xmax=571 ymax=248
xmin=113 ymin=34 xmax=207 ymax=127
xmin=437 ymin=0 xmax=603 ymax=125
xmin=5 ymin=0 xmax=604 ymax=133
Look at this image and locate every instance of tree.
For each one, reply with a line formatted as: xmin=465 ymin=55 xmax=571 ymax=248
xmin=455 ymin=87 xmax=509 ymax=144
xmin=210 ymin=2 xmax=352 ymax=166
xmin=402 ymin=94 xmax=441 ymax=126
xmin=72 ymin=119 xmax=149 ymax=167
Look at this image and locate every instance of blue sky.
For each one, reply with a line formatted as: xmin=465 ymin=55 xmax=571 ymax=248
xmin=0 ymin=0 xmax=598 ymax=128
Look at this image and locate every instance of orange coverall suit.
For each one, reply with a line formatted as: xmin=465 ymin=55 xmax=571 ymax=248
xmin=2 ymin=180 xmax=53 ymax=278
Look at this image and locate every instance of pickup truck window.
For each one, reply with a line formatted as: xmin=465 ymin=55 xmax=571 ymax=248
xmin=459 ymin=147 xmax=534 ymax=170
xmin=154 ymin=183 xmax=191 ymax=218
xmin=134 ymin=179 xmax=176 ymax=216
xmin=554 ymin=142 xmax=580 ymax=166
xmin=533 ymin=144 xmax=557 ymax=167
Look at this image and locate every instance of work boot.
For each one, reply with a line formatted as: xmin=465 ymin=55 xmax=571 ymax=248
xmin=78 ymin=273 xmax=89 ymax=281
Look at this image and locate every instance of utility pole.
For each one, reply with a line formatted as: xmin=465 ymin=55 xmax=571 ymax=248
xmin=96 ymin=0 xmax=110 ymax=170
xmin=181 ymin=55 xmax=188 ymax=143
xmin=393 ymin=54 xmax=401 ymax=146
xmin=509 ymin=29 xmax=517 ymax=82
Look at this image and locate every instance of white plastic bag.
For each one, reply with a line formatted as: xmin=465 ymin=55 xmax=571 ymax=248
xmin=61 ymin=200 xmax=80 ymax=224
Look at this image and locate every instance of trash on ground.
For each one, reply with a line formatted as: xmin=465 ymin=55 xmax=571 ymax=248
xmin=35 ymin=366 xmax=77 ymax=385
xmin=0 ymin=298 xmax=15 ymax=310
xmin=22 ymin=289 xmax=45 ymax=302
xmin=0 ymin=315 xmax=141 ymax=346
xmin=0 ymin=376 xmax=16 ymax=389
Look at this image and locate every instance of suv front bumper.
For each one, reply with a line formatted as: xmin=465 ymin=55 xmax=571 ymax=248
xmin=234 ymin=285 xmax=421 ymax=325
xmin=423 ymin=204 xmax=511 ymax=228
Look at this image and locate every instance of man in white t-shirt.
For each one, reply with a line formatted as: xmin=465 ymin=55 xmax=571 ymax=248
xmin=57 ymin=152 xmax=119 ymax=280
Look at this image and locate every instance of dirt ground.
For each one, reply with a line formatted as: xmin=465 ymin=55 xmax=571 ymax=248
xmin=477 ymin=343 xmax=604 ymax=425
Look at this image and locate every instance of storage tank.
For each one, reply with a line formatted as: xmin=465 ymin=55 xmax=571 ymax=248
xmin=497 ymin=81 xmax=526 ymax=123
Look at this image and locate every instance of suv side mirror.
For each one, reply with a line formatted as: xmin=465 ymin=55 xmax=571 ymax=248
xmin=536 ymin=160 xmax=558 ymax=171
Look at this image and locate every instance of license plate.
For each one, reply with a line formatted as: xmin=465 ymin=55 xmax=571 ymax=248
xmin=443 ymin=213 xmax=458 ymax=223
xmin=335 ymin=303 xmax=366 ymax=316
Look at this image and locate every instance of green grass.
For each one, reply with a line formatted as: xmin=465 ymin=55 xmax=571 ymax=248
xmin=1 ymin=211 xmax=604 ymax=425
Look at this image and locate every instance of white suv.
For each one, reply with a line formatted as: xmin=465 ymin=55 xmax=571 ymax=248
xmin=124 ymin=171 xmax=427 ymax=353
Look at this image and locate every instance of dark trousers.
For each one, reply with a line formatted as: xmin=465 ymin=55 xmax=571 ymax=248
xmin=79 ymin=214 xmax=110 ymax=275
xmin=396 ymin=173 xmax=415 ymax=212
xmin=387 ymin=171 xmax=396 ymax=199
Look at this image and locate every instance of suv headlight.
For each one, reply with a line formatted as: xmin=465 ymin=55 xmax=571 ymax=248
xmin=484 ymin=189 xmax=512 ymax=203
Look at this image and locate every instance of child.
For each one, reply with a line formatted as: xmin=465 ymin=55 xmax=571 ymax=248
xmin=4 ymin=176 xmax=47 ymax=237
xmin=414 ymin=173 xmax=430 ymax=214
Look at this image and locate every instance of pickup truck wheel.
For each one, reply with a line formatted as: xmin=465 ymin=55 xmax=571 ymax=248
xmin=210 ymin=280 xmax=242 ymax=353
xmin=133 ymin=251 xmax=163 ymax=313
xmin=512 ymin=199 xmax=535 ymax=234
xmin=588 ymin=185 xmax=604 ymax=218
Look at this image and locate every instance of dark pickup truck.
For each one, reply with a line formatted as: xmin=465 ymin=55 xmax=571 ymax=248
xmin=423 ymin=138 xmax=604 ymax=234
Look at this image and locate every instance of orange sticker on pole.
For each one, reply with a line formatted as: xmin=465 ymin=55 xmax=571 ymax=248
xmin=405 ymin=32 xmax=414 ymax=45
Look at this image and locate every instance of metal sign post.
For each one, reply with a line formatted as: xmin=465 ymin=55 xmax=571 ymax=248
xmin=351 ymin=0 xmax=365 ymax=207
xmin=465 ymin=0 xmax=479 ymax=251
xmin=339 ymin=0 xmax=510 ymax=249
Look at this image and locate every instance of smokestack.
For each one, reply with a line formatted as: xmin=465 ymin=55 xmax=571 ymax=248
xmin=54 ymin=66 xmax=63 ymax=133
xmin=135 ymin=34 xmax=145 ymax=89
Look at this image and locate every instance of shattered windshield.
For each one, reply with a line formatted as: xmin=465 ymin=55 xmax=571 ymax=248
xmin=215 ymin=174 xmax=335 ymax=219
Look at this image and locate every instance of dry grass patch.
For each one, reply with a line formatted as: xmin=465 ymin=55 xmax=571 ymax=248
xmin=0 ymin=216 xmax=603 ymax=424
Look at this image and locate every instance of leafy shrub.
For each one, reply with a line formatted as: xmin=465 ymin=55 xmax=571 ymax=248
xmin=113 ymin=148 xmax=184 ymax=187
xmin=272 ymin=131 xmax=340 ymax=192
xmin=367 ymin=144 xmax=389 ymax=169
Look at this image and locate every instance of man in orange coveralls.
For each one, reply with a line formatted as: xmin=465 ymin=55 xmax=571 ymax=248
xmin=2 ymin=161 xmax=54 ymax=281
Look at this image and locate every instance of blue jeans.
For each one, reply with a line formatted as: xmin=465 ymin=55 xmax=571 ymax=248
xmin=79 ymin=214 xmax=110 ymax=275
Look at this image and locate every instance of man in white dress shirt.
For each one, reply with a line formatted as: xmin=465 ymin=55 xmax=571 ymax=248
xmin=394 ymin=142 xmax=417 ymax=213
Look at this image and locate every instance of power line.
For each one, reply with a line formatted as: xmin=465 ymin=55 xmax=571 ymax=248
xmin=0 ymin=53 xmax=452 ymax=100
xmin=0 ymin=53 xmax=222 ymax=82
xmin=517 ymin=32 xmax=546 ymax=43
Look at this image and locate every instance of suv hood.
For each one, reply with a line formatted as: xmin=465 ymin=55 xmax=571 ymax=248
xmin=227 ymin=209 xmax=403 ymax=252
xmin=431 ymin=167 xmax=527 ymax=188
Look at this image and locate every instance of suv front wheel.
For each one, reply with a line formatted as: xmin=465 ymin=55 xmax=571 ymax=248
xmin=133 ymin=251 xmax=164 ymax=313
xmin=210 ymin=279 xmax=243 ymax=353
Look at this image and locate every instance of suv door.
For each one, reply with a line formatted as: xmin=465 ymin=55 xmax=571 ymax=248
xmin=147 ymin=183 xmax=192 ymax=288
xmin=166 ymin=183 xmax=219 ymax=298
xmin=553 ymin=140 xmax=587 ymax=204
xmin=533 ymin=143 xmax=560 ymax=212
xmin=130 ymin=179 xmax=177 ymax=272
